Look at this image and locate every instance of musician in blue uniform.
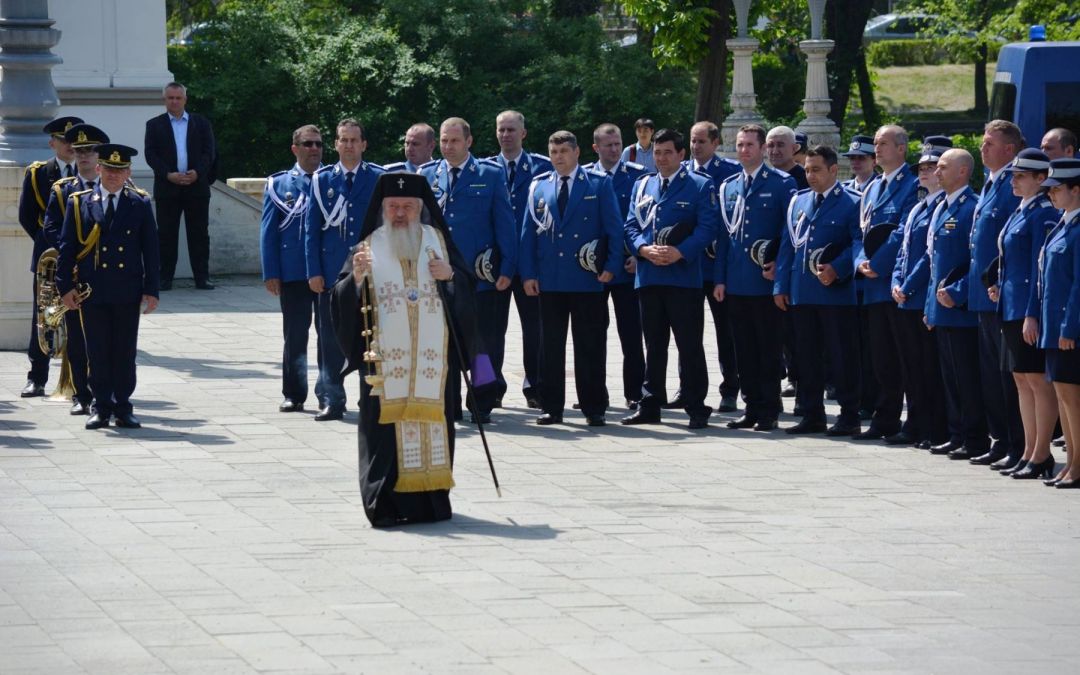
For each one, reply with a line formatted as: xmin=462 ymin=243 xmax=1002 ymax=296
xmin=261 ymin=124 xmax=324 ymax=414
xmin=891 ymin=138 xmax=952 ymax=449
xmin=922 ymin=149 xmax=989 ymax=458
xmin=382 ymin=123 xmax=435 ymax=173
xmin=489 ymin=110 xmax=552 ymax=409
xmin=421 ymin=117 xmax=516 ymax=423
xmin=586 ymin=123 xmax=646 ymax=409
xmin=961 ymin=120 xmax=1025 ymax=464
xmin=713 ymin=124 xmax=798 ymax=431
xmin=41 ymin=124 xmax=110 ymax=415
xmin=305 ymin=118 xmax=385 ymax=421
xmin=56 ymin=144 xmax=160 ymax=430
xmin=622 ymin=129 xmax=718 ymax=428
xmin=773 ymin=145 xmax=863 ymax=435
xmin=853 ymin=125 xmax=920 ymax=441
xmin=17 ymin=115 xmax=83 ymax=398
xmin=1038 ymin=159 xmax=1080 ymax=488
xmin=520 ymin=131 xmax=623 ymax=426
xmin=841 ymin=135 xmax=877 ymax=195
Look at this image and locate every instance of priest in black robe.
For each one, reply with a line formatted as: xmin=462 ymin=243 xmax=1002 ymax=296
xmin=331 ymin=173 xmax=494 ymax=527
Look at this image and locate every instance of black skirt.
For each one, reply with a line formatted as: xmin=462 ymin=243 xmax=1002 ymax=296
xmin=1001 ymin=319 xmax=1045 ymax=373
xmin=1046 ymin=348 xmax=1080 ymax=385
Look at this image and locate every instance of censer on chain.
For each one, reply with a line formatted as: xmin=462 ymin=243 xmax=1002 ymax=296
xmin=358 ymin=261 xmax=384 ymax=397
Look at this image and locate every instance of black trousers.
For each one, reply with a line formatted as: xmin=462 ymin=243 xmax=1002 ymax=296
xmin=156 ymin=188 xmax=210 ymax=282
xmin=279 ymin=280 xmax=317 ymax=404
xmin=727 ymin=294 xmax=784 ymax=421
xmin=977 ymin=311 xmax=1024 ymax=457
xmin=463 ymin=290 xmax=505 ymax=415
xmin=510 ymin=276 xmax=542 ymax=397
xmin=894 ymin=309 xmax=948 ymax=444
xmin=865 ymin=302 xmax=905 ymax=434
xmin=937 ymin=326 xmax=989 ymax=451
xmin=791 ymin=304 xmax=860 ymax=424
xmin=66 ymin=309 xmax=91 ymax=405
xmin=606 ymin=283 xmax=645 ymax=403
xmin=315 ymin=290 xmax=346 ymax=410
xmin=27 ymin=277 xmax=51 ymax=386
xmin=857 ymin=293 xmax=877 ymax=412
xmin=640 ymin=286 xmax=709 ymax=416
xmin=539 ymin=291 xmax=609 ymax=417
xmin=704 ymin=284 xmax=740 ymax=398
xmin=82 ymin=302 xmax=141 ymax=417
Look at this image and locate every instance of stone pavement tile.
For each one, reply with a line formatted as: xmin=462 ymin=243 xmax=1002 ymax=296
xmin=4 ymin=645 xmax=86 ymax=674
xmin=148 ymin=644 xmax=257 ymax=675
xmin=490 ymin=654 xmax=591 ymax=674
xmin=217 ymin=631 xmax=334 ymax=671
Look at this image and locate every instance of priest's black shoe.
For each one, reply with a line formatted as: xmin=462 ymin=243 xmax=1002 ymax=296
xmin=826 ymin=421 xmax=860 ymax=437
xmin=858 ymin=408 xmax=874 ymax=421
xmin=586 ymin=414 xmax=606 ymax=427
xmin=930 ymin=440 xmax=962 ymax=455
xmin=754 ymin=418 xmax=778 ymax=431
xmin=278 ymin=399 xmax=304 ymax=413
xmin=20 ymin=381 xmax=44 ymax=397
xmin=114 ymin=412 xmax=142 ymax=429
xmin=969 ymin=450 xmax=1006 ymax=466
xmin=884 ymin=431 xmax=915 ymax=445
xmin=70 ymin=401 xmax=90 ymax=416
xmin=727 ymin=415 xmax=758 ymax=429
xmin=947 ymin=446 xmax=981 ymax=460
xmin=85 ymin=413 xmax=109 ymax=430
xmin=688 ymin=415 xmax=710 ymax=430
xmin=536 ymin=413 xmax=562 ymax=426
xmin=621 ymin=409 xmax=660 ymax=425
xmin=991 ymin=455 xmax=1022 ymax=471
xmin=661 ymin=395 xmax=685 ymax=410
xmin=786 ymin=418 xmax=826 ymax=435
xmin=315 ymin=406 xmax=344 ymax=421
xmin=716 ymin=395 xmax=738 ymax=413
xmin=195 ymin=279 xmax=215 ymax=290
xmin=852 ymin=426 xmax=888 ymax=441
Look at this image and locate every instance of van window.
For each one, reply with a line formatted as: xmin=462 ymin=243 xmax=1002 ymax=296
xmin=1046 ymin=82 xmax=1080 ymax=141
xmin=989 ymin=82 xmax=1017 ymax=123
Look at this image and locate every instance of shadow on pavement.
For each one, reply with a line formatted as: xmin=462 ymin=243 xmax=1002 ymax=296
xmin=407 ymin=513 xmax=561 ymax=540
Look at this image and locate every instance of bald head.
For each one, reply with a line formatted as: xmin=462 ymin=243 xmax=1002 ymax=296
xmin=935 ymin=148 xmax=974 ymax=193
xmin=1042 ymin=128 xmax=1077 ymax=160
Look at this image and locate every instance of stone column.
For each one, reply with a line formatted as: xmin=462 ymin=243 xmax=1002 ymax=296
xmin=721 ymin=0 xmax=764 ymax=152
xmin=795 ymin=0 xmax=840 ymax=150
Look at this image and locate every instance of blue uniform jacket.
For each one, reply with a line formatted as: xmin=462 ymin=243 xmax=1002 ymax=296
xmin=55 ymin=185 xmax=160 ymax=304
xmin=841 ymin=176 xmax=876 ymax=195
xmin=261 ymin=164 xmax=314 ymax=283
xmin=999 ymin=196 xmax=1060 ymax=322
xmin=421 ymin=155 xmax=517 ymax=291
xmin=923 ymin=188 xmax=978 ymax=328
xmin=584 ymin=160 xmax=646 ymax=285
xmin=893 ymin=190 xmax=946 ymax=312
xmin=774 ymin=184 xmax=862 ymax=306
xmin=684 ymin=157 xmax=740 ymax=284
xmin=518 ymin=167 xmax=624 ymax=292
xmin=625 ymin=168 xmax=719 ymax=290
xmin=854 ymin=166 xmax=920 ymax=304
xmin=305 ymin=161 xmax=384 ymax=281
xmin=42 ymin=175 xmax=95 ymax=251
xmin=713 ymin=167 xmax=798 ymax=296
xmin=20 ymin=157 xmax=65 ymax=271
xmin=488 ymin=152 xmax=552 ymax=239
xmin=1037 ymin=212 xmax=1080 ymax=348
xmin=381 ymin=160 xmax=422 ymax=173
xmin=966 ymin=169 xmax=1021 ymax=312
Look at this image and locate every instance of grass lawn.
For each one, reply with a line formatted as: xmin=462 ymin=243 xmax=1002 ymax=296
xmin=874 ymin=63 xmax=995 ymax=114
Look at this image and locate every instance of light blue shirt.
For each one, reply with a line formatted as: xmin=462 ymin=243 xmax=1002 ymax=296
xmin=170 ymin=111 xmax=189 ymax=173
xmin=620 ymin=142 xmax=655 ymax=172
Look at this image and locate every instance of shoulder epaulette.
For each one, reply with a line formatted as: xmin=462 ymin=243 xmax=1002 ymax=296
xmin=477 ymin=157 xmax=502 ymax=168
xmin=70 ymin=188 xmax=93 ymax=198
xmin=382 ymin=161 xmax=407 ymax=171
xmin=25 ymin=160 xmax=47 ymax=175
xmin=419 ymin=159 xmax=440 ymax=170
xmin=1038 ymin=198 xmax=1055 ymax=210
xmin=795 ymin=187 xmax=813 ymax=196
xmin=625 ymin=161 xmax=645 ymax=171
xmin=53 ymin=175 xmax=78 ymax=186
xmin=367 ymin=162 xmax=386 ymax=173
xmin=720 ymin=172 xmax=741 ymax=186
xmin=315 ymin=165 xmax=336 ymax=175
xmin=531 ymin=170 xmax=553 ymax=182
xmin=124 ymin=184 xmax=151 ymax=198
xmin=772 ymin=167 xmax=792 ymax=179
xmin=267 ymin=169 xmax=288 ymax=180
xmin=528 ymin=153 xmax=551 ymax=163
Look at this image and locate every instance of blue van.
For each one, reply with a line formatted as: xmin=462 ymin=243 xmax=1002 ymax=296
xmin=989 ymin=41 xmax=1080 ymax=146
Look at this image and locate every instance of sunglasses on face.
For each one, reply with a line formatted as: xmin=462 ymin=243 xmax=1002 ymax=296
xmin=298 ymin=140 xmax=323 ymax=148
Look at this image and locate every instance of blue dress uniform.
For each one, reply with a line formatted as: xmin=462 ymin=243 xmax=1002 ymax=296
xmin=854 ymin=165 xmax=920 ymax=437
xmin=713 ymin=166 xmax=798 ymax=425
xmin=489 ymin=151 xmax=552 ymax=405
xmin=1000 ymin=196 xmax=1059 ymax=324
xmin=774 ymin=184 xmax=863 ymax=428
xmin=585 ymin=159 xmax=647 ymax=406
xmin=965 ymin=166 xmax=1024 ymax=458
xmin=421 ymin=155 xmax=517 ymax=417
xmin=381 ymin=160 xmax=423 ymax=173
xmin=55 ymin=151 xmax=160 ymax=426
xmin=519 ymin=166 xmax=624 ymax=420
xmin=624 ymin=167 xmax=718 ymax=422
xmin=261 ymin=163 xmax=321 ymax=409
xmin=305 ymin=160 xmax=385 ymax=415
xmin=1038 ymin=210 xmax=1080 ymax=369
xmin=922 ymin=187 xmax=989 ymax=454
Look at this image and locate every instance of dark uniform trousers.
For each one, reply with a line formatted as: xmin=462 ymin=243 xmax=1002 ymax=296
xmin=727 ymin=294 xmax=784 ymax=421
xmin=703 ymin=284 xmax=740 ymax=398
xmin=279 ymin=280 xmax=318 ymax=405
xmin=65 ymin=310 xmax=91 ymax=405
xmin=866 ymin=302 xmax=905 ymax=434
xmin=857 ymin=295 xmax=878 ymax=411
xmin=606 ymin=283 xmax=644 ymax=403
xmin=507 ymin=276 xmax=542 ymax=399
xmin=539 ymin=291 xmax=609 ymax=417
xmin=471 ymin=290 xmax=506 ymax=413
xmin=791 ymin=304 xmax=860 ymax=424
xmin=156 ymin=187 xmax=210 ymax=282
xmin=315 ymin=290 xmax=347 ymax=410
xmin=82 ymin=302 xmax=141 ymax=417
xmin=894 ymin=310 xmax=948 ymax=444
xmin=977 ymin=311 xmax=1024 ymax=457
xmin=27 ymin=279 xmax=51 ymax=386
xmin=639 ymin=286 xmax=709 ymax=417
xmin=936 ymin=326 xmax=989 ymax=451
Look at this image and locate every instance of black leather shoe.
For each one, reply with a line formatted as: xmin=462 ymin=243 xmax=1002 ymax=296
xmin=1055 ymin=478 xmax=1080 ymax=489
xmin=916 ymin=440 xmax=932 ymax=450
xmin=852 ymin=426 xmax=888 ymax=441
xmin=1052 ymin=437 xmax=1066 ymax=448
xmin=525 ymin=396 xmax=542 ymax=410
xmin=930 ymin=440 xmax=962 ymax=455
xmin=947 ymin=446 xmax=981 ymax=461
xmin=160 ymin=279 xmax=172 ymax=291
xmin=85 ymin=413 xmax=109 ymax=430
xmin=586 ymin=414 xmax=606 ymax=427
xmin=990 ymin=455 xmax=1022 ymax=471
xmin=494 ymin=397 xmax=504 ymax=409
xmin=999 ymin=459 xmax=1028 ymax=476
xmin=884 ymin=431 xmax=916 ymax=446
xmin=572 ymin=403 xmax=581 ymax=410
xmin=70 ymin=401 xmax=90 ymax=416
xmin=1012 ymin=456 xmax=1055 ymax=480
xmin=20 ymin=381 xmax=44 ymax=397
xmin=781 ymin=382 xmax=796 ymax=397
xmin=621 ymin=409 xmax=660 ymax=425
xmin=969 ymin=450 xmax=1007 ymax=466
xmin=315 ymin=406 xmax=344 ymax=421
xmin=827 ymin=421 xmax=860 ymax=437
xmin=858 ymin=408 xmax=874 ymax=421
xmin=717 ymin=395 xmax=738 ymax=413
xmin=786 ymin=418 xmax=827 ymax=435
xmin=626 ymin=400 xmax=639 ymax=411
xmin=792 ymin=405 xmax=806 ymax=417
xmin=661 ymin=396 xmax=686 ymax=410
xmin=195 ymin=279 xmax=215 ymax=290
xmin=754 ymin=418 xmax=778 ymax=431
xmin=536 ymin=413 xmax=562 ymax=425
xmin=727 ymin=414 xmax=758 ymax=429
xmin=114 ymin=412 xmax=142 ymax=429
xmin=278 ymin=399 xmax=304 ymax=413
xmin=688 ymin=415 xmax=709 ymax=429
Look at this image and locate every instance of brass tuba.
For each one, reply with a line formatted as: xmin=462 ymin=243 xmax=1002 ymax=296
xmin=35 ymin=247 xmax=91 ymax=400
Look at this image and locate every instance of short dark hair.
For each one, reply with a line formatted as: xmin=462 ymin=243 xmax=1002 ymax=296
xmin=738 ymin=124 xmax=766 ymax=146
xmin=634 ymin=118 xmax=655 ymax=131
xmin=337 ymin=118 xmax=366 ymax=141
xmin=407 ymin=123 xmax=435 ymax=144
xmin=548 ymin=130 xmax=578 ymax=149
xmin=652 ymin=128 xmax=685 ymax=152
xmin=292 ymin=124 xmax=321 ymax=146
xmin=1047 ymin=127 xmax=1078 ymax=152
xmin=805 ymin=144 xmax=838 ymax=167
xmin=593 ymin=123 xmax=620 ymax=142
xmin=692 ymin=121 xmax=720 ymax=142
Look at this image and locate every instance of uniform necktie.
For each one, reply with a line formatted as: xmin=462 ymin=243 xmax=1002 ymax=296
xmin=557 ymin=175 xmax=570 ymax=217
xmin=507 ymin=160 xmax=516 ymax=187
xmin=86 ymin=180 xmax=95 ymax=191
xmin=743 ymin=172 xmax=753 ymax=197
xmin=65 ymin=164 xmax=74 ymax=178
xmin=814 ymin=192 xmax=824 ymax=210
xmin=345 ymin=171 xmax=354 ymax=193
xmin=982 ymin=177 xmax=992 ymax=196
xmin=450 ymin=166 xmax=461 ymax=193
xmin=105 ymin=194 xmax=115 ymax=227
xmin=660 ymin=177 xmax=669 ymax=196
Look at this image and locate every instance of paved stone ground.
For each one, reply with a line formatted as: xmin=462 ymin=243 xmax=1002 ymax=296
xmin=3 ymin=277 xmax=1080 ymax=674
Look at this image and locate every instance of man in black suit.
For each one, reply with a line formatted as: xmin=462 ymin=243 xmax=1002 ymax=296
xmin=144 ymin=82 xmax=217 ymax=290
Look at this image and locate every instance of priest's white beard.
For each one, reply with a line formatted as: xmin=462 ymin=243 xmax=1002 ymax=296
xmin=386 ymin=219 xmax=422 ymax=261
